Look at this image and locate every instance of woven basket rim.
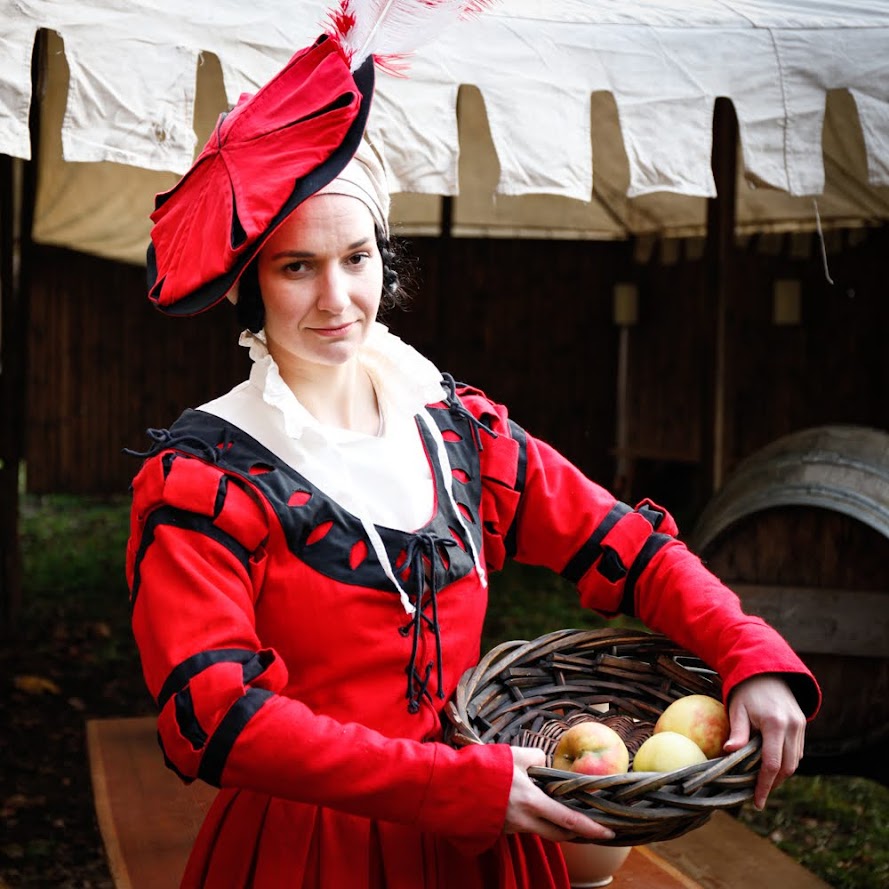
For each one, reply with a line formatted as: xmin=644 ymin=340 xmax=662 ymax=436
xmin=446 ymin=627 xmax=762 ymax=845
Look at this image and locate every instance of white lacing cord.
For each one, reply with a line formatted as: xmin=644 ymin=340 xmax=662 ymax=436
xmin=326 ymin=444 xmax=416 ymax=616
xmin=417 ymin=409 xmax=488 ymax=590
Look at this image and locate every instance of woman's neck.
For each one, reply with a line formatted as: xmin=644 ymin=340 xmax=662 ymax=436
xmin=273 ymin=351 xmax=381 ymax=435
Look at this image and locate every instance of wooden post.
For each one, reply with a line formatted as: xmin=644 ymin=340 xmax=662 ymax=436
xmin=612 ymin=283 xmax=639 ymax=501
xmin=0 ymin=32 xmax=41 ymax=634
xmin=702 ymin=98 xmax=739 ymax=497
xmin=0 ymin=155 xmax=21 ymax=634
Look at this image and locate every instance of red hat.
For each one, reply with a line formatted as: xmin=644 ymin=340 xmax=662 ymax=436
xmin=147 ymin=35 xmax=374 ymax=317
xmin=147 ymin=1 xmax=497 ymax=316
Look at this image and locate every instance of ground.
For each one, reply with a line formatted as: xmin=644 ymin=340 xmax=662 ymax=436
xmin=0 ymin=607 xmax=151 ymax=887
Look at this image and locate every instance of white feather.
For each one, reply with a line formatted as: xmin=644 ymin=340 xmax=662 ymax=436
xmin=331 ymin=0 xmax=489 ymax=71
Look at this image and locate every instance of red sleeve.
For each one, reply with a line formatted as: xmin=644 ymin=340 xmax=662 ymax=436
xmin=127 ymin=450 xmax=514 ymax=851
xmin=463 ymin=389 xmax=821 ymax=718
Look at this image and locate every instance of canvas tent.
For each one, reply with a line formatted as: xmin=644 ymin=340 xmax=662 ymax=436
xmin=2 ymin=0 xmax=889 ymax=626
xmin=2 ymin=0 xmax=889 ymax=265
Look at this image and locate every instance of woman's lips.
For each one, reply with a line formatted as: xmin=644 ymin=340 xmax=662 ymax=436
xmin=312 ymin=321 xmax=354 ymax=337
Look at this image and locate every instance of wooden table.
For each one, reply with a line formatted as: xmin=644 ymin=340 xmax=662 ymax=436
xmin=87 ymin=717 xmax=831 ymax=889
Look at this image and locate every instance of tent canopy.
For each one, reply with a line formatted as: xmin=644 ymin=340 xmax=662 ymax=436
xmin=2 ymin=0 xmax=889 ymax=262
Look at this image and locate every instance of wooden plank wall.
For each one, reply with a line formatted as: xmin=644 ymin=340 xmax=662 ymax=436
xmin=406 ymin=236 xmax=623 ymax=485
xmin=728 ymin=230 xmax=889 ymax=461
xmin=25 ymin=228 xmax=889 ymax=528
xmin=26 ymin=246 xmax=246 ymax=493
xmin=26 ymin=237 xmax=626 ymax=495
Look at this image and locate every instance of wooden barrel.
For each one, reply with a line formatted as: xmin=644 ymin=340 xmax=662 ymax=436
xmin=690 ymin=425 xmax=889 ymax=781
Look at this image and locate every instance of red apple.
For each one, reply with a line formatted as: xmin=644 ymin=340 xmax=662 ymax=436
xmin=553 ymin=720 xmax=630 ymax=776
xmin=654 ymin=694 xmax=730 ymax=759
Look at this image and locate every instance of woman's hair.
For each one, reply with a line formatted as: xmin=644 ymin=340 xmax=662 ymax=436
xmin=235 ymin=225 xmax=410 ymax=333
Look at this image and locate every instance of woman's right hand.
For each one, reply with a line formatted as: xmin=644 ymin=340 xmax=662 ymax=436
xmin=503 ymin=747 xmax=615 ymax=843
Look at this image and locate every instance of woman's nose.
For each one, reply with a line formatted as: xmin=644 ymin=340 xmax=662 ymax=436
xmin=316 ymin=266 xmax=350 ymax=312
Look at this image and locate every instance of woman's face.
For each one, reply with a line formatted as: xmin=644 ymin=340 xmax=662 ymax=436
xmin=257 ymin=194 xmax=383 ymax=371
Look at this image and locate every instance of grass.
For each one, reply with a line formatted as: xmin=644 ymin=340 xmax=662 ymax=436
xmin=7 ymin=495 xmax=889 ymax=888
xmin=18 ymin=493 xmax=133 ymax=624
xmin=739 ymin=775 xmax=889 ymax=889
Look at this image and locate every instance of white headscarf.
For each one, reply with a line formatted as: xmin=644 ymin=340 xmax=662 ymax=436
xmin=317 ymin=138 xmax=390 ymax=236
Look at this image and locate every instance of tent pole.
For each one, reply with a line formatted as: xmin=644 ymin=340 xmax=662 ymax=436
xmin=703 ymin=97 xmax=738 ymax=498
xmin=0 ymin=31 xmax=41 ymax=635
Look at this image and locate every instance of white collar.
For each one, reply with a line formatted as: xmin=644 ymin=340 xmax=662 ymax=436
xmin=240 ymin=322 xmax=446 ymax=441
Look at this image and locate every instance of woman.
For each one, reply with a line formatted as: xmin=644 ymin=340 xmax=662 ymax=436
xmin=128 ymin=26 xmax=819 ymax=889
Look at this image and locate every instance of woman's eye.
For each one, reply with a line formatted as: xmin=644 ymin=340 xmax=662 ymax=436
xmin=284 ymin=261 xmax=307 ymax=274
xmin=348 ymin=252 xmax=370 ymax=266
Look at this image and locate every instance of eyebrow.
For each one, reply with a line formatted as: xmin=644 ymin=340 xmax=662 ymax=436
xmin=268 ymin=237 xmax=371 ymax=262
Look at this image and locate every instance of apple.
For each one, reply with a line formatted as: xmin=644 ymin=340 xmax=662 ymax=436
xmin=632 ymin=731 xmax=707 ymax=771
xmin=553 ymin=721 xmax=630 ymax=776
xmin=654 ymin=694 xmax=730 ymax=759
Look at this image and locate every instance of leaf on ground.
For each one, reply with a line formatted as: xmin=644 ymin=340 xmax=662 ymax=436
xmin=13 ymin=675 xmax=62 ymax=695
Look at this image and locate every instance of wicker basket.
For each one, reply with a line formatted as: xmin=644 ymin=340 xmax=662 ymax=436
xmin=446 ymin=627 xmax=761 ymax=845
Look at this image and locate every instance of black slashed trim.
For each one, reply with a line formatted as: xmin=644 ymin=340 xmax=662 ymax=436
xmin=560 ymin=502 xmax=632 ymax=585
xmin=130 ymin=506 xmax=251 ymax=607
xmin=441 ymin=373 xmax=497 ymax=452
xmin=175 ymin=687 xmax=208 ymax=750
xmin=213 ymin=474 xmax=228 ymax=518
xmin=157 ymin=729 xmax=195 ymax=784
xmin=242 ymin=649 xmax=275 ymax=686
xmin=148 ymin=408 xmax=482 ymax=594
xmin=507 ymin=420 xmax=528 ymax=494
xmin=619 ymin=532 xmax=674 ymax=617
xmin=157 ymin=648 xmax=263 ymax=710
xmin=598 ymin=548 xmax=628 ymax=583
xmin=636 ymin=501 xmax=667 ymax=530
xmin=197 ymin=688 xmax=274 ymax=787
xmin=503 ymin=420 xmax=528 ymax=559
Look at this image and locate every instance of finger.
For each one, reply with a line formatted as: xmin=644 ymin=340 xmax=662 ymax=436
xmin=540 ymin=804 xmax=615 ymax=842
xmin=754 ymin=732 xmax=783 ymax=810
xmin=507 ymin=747 xmax=615 ymax=841
xmin=524 ymin=820 xmax=582 ymax=844
xmin=723 ymin=704 xmax=752 ymax=753
xmin=514 ymin=785 xmax=615 ymax=841
xmin=770 ymin=722 xmax=804 ymax=795
xmin=504 ymin=794 xmax=615 ymax=842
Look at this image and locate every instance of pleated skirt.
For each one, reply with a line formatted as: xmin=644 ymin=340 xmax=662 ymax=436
xmin=180 ymin=788 xmax=570 ymax=889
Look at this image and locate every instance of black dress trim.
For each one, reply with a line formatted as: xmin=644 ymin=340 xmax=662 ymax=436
xmin=619 ymin=532 xmax=674 ymax=617
xmin=132 ymin=377 xmax=494 ymax=714
xmin=130 ymin=506 xmax=252 ymax=606
xmin=560 ymin=502 xmax=632 ymax=584
xmin=147 ymin=400 xmax=485 ymax=595
xmin=503 ymin=420 xmax=528 ymax=558
xmin=157 ymin=648 xmax=274 ymax=710
xmin=198 ymin=688 xmax=274 ymax=786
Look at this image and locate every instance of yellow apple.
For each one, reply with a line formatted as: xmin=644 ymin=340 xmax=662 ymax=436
xmin=654 ymin=694 xmax=730 ymax=759
xmin=553 ymin=721 xmax=630 ymax=776
xmin=632 ymin=731 xmax=707 ymax=771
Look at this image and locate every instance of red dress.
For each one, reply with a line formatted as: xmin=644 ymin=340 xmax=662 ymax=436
xmin=127 ymin=378 xmax=820 ymax=888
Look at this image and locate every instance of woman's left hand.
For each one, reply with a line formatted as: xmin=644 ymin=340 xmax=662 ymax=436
xmin=723 ymin=674 xmax=806 ymax=810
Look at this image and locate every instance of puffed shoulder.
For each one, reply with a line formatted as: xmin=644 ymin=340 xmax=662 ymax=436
xmin=130 ymin=450 xmax=269 ymax=554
